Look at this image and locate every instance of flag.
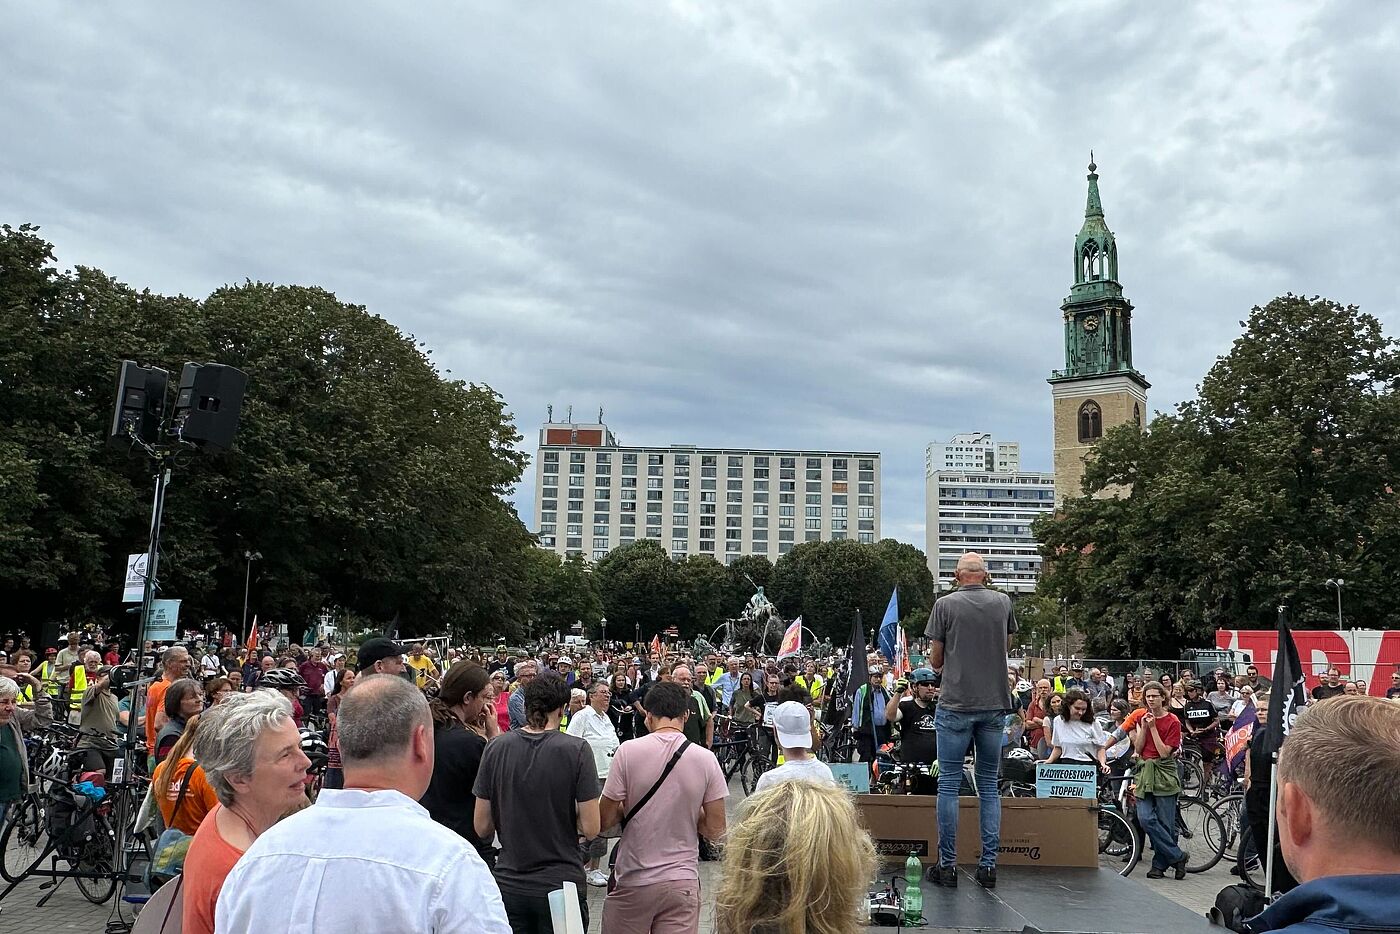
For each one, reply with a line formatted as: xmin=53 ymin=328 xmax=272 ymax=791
xmin=844 ymin=610 xmax=869 ymax=699
xmin=777 ymin=616 xmax=803 ymax=660
xmin=650 ymin=634 xmax=662 ymax=657
xmin=244 ymin=615 xmax=258 ymax=655
xmin=895 ymin=627 xmax=910 ymax=677
xmin=1222 ymin=705 xmax=1257 ymax=773
xmin=877 ymin=587 xmax=900 ymax=668
xmin=1261 ymin=606 xmax=1308 ymax=760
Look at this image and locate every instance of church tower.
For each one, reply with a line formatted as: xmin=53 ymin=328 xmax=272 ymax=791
xmin=1048 ymin=157 xmax=1149 ymax=505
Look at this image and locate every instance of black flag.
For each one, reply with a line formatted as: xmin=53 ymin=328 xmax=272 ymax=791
xmin=845 ymin=609 xmax=869 ymax=698
xmin=1261 ymin=606 xmax=1308 ymax=759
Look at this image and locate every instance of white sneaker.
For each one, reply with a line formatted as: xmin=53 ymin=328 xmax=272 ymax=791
xmin=586 ymin=869 xmax=609 ymax=887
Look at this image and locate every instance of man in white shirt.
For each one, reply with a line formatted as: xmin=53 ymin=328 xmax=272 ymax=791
xmin=215 ymin=675 xmax=508 ymax=934
xmin=754 ymin=701 xmax=835 ymax=794
xmin=567 ymin=680 xmax=621 ymax=886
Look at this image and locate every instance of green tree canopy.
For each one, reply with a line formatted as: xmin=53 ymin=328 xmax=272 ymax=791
xmin=1035 ymin=294 xmax=1400 ymax=657
xmin=0 ymin=223 xmax=533 ymax=643
xmin=593 ymin=540 xmax=686 ymax=643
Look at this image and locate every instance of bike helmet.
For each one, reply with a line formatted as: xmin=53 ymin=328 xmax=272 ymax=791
xmin=910 ymin=667 xmax=938 ymax=686
xmin=299 ymin=729 xmax=329 ymax=773
xmin=259 ymin=668 xmax=306 ymax=691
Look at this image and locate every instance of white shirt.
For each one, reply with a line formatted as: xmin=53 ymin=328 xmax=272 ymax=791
xmin=215 ymin=788 xmax=508 ymax=934
xmin=200 ymin=654 xmax=222 ymax=676
xmin=322 ymin=668 xmax=338 ymax=696
xmin=754 ymin=757 xmax=836 ymax=794
xmin=565 ymin=705 xmax=619 ymax=779
xmin=1049 ymin=718 xmax=1108 ymax=762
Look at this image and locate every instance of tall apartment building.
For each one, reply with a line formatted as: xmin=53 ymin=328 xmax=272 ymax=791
xmin=925 ymin=432 xmax=1021 ymax=474
xmin=534 ymin=418 xmax=881 ymax=563
xmin=925 ymin=468 xmax=1055 ymax=594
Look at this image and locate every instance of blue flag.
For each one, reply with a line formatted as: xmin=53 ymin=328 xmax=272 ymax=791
xmin=877 ymin=587 xmax=899 ymax=667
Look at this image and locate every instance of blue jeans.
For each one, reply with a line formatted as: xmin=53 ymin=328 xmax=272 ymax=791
xmin=1136 ymin=792 xmax=1184 ymax=870
xmin=934 ymin=707 xmax=1004 ymax=868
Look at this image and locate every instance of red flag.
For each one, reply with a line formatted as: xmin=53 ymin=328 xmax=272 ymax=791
xmin=245 ymin=615 xmax=259 ymax=656
xmin=650 ymin=634 xmax=662 ymax=657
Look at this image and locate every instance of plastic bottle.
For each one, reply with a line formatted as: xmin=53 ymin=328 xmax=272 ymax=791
xmin=903 ymin=851 xmax=923 ymax=924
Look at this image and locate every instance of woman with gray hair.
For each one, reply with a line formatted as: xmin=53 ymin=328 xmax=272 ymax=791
xmin=180 ymin=690 xmax=310 ymax=934
xmin=0 ymin=673 xmax=51 ymax=838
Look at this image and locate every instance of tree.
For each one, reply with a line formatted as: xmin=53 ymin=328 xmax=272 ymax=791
xmin=769 ymin=539 xmax=934 ymax=647
xmin=593 ymin=540 xmax=685 ymax=642
xmin=524 ymin=550 xmax=602 ymax=640
xmin=0 ymin=223 xmax=535 ymax=643
xmin=1036 ymin=295 xmax=1400 ymax=656
xmin=674 ymin=555 xmax=734 ymax=642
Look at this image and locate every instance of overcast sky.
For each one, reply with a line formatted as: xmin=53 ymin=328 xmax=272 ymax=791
xmin=5 ymin=1 xmax=1398 ymax=549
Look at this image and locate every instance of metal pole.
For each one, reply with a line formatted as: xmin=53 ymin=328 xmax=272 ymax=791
xmin=242 ymin=555 xmax=253 ymax=645
xmin=1335 ymin=584 xmax=1343 ymax=629
xmin=1264 ymin=757 xmax=1279 ymax=899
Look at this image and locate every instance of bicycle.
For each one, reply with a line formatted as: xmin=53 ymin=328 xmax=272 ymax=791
xmin=1099 ymin=768 xmax=1226 ymax=876
xmin=709 ymin=718 xmax=771 ymax=795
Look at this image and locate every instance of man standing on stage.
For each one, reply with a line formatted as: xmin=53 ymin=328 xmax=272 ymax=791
xmin=925 ymin=552 xmax=1016 ymax=891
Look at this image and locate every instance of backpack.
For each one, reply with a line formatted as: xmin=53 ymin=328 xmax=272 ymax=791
xmin=145 ymin=765 xmax=198 ymax=890
xmin=1209 ymin=883 xmax=1267 ymax=933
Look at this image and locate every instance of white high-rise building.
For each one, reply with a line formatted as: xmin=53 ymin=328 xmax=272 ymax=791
xmin=925 ymin=432 xmax=1021 ymax=475
xmin=535 ymin=417 xmax=881 ymax=564
xmin=924 ymin=439 xmax=1054 ymax=594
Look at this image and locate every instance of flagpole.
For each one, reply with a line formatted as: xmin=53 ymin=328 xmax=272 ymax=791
xmin=1265 ymin=755 xmax=1279 ymax=899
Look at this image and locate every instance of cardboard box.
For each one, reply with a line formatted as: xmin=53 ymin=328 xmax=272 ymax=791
xmin=854 ymin=795 xmax=1098 ymax=867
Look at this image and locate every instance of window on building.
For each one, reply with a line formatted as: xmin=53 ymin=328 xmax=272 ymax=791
xmin=571 ymin=452 xmax=585 ymax=463
xmin=1079 ymin=400 xmax=1103 ymax=443
xmin=806 ymin=518 xmax=821 ymax=530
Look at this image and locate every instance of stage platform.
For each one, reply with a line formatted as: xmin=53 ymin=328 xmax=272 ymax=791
xmin=869 ymin=865 xmax=1216 ymax=934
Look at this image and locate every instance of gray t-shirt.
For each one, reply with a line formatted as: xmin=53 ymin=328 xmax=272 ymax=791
xmin=473 ymin=727 xmax=601 ymax=895
xmin=925 ymin=585 xmax=1016 ymax=712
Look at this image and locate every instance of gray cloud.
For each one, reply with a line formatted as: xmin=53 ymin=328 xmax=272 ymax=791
xmin=4 ymin=0 xmax=1398 ymax=551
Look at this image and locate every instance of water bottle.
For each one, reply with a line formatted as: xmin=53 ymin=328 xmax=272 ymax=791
xmin=903 ymin=851 xmax=923 ymax=924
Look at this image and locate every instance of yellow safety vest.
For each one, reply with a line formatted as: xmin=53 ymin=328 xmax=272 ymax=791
xmin=37 ymin=661 xmax=62 ymax=697
xmin=71 ymin=664 xmax=88 ymax=697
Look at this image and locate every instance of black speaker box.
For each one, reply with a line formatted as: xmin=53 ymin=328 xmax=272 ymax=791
xmin=173 ymin=363 xmax=248 ymax=452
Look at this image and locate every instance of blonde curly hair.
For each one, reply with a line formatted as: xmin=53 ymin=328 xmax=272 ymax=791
xmin=715 ymin=780 xmax=875 ymax=934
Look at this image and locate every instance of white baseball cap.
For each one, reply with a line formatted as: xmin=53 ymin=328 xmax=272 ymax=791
xmin=773 ymin=701 xmax=812 ymax=749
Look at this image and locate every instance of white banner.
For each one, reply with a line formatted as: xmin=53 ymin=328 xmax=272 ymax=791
xmin=123 ymin=553 xmax=148 ymax=603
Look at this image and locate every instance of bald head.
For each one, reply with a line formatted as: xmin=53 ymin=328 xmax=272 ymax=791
xmin=955 ymin=552 xmax=988 ymax=584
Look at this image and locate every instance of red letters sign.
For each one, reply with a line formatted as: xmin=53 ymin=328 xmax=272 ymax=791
xmin=1215 ymin=629 xmax=1400 ymax=696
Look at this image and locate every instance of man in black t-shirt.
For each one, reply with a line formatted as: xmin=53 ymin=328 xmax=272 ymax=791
xmin=885 ymin=667 xmax=939 ymax=765
xmin=1181 ymin=681 xmax=1221 ymax=763
xmin=1311 ymin=667 xmax=1346 ymax=702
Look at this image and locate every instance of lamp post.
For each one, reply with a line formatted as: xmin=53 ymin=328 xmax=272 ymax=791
xmin=600 ymin=616 xmax=607 ymax=646
xmin=1325 ymin=578 xmax=1344 ymax=629
xmin=242 ymin=550 xmax=262 ymax=643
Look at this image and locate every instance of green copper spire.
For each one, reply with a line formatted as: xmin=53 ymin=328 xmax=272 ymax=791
xmin=1070 ymin=153 xmax=1119 ymax=299
xmin=1084 ymin=151 xmax=1103 ymax=218
xmin=1050 ymin=156 xmax=1146 ymax=385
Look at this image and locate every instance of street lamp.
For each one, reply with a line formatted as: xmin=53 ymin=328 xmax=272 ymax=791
xmin=600 ymin=616 xmax=607 ymax=645
xmin=1325 ymin=578 xmax=1345 ymax=629
xmin=242 ymin=550 xmax=262 ymax=643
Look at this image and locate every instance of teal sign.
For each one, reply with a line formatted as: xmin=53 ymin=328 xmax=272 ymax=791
xmin=829 ymin=763 xmax=870 ymax=794
xmin=146 ymin=599 xmax=181 ymax=641
xmin=1035 ymin=762 xmax=1097 ymax=799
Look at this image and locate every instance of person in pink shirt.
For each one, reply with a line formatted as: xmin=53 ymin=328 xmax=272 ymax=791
xmin=599 ymin=681 xmax=727 ymax=934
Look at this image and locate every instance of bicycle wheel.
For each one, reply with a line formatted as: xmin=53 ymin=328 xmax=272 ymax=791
xmin=1179 ymin=753 xmax=1205 ymax=797
xmin=1096 ymin=806 xmax=1141 ymax=877
xmin=1176 ymin=795 xmax=1226 ymax=873
xmin=71 ymin=814 xmax=118 ymax=904
xmin=1211 ymin=793 xmax=1246 ymax=863
xmin=0 ymin=797 xmax=46 ymax=882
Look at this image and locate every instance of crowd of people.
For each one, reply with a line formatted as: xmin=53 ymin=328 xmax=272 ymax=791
xmin=2 ymin=560 xmax=1399 ymax=934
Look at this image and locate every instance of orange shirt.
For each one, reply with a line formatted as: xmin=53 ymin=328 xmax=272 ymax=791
xmin=181 ymin=805 xmax=245 ymax=934
xmin=152 ymin=758 xmax=220 ymax=836
xmin=146 ymin=677 xmax=171 ymax=750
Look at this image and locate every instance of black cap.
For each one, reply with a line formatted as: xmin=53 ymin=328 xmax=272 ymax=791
xmin=357 ymin=637 xmax=403 ymax=671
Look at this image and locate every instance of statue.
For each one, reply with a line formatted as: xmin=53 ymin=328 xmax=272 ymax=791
xmin=727 ymin=584 xmax=783 ymax=655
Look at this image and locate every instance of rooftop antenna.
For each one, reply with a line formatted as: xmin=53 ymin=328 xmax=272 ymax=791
xmin=598 ymin=406 xmax=604 ymax=423
xmin=566 ymin=404 xmax=573 ymax=423
xmin=547 ymin=404 xmax=553 ymax=422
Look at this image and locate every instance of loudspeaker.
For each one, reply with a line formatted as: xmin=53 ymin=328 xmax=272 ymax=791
xmin=108 ymin=361 xmax=168 ymax=447
xmin=172 ymin=363 xmax=248 ymax=452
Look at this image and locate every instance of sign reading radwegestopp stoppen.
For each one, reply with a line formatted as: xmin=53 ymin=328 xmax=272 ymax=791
xmin=1035 ymin=763 xmax=1097 ymax=799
